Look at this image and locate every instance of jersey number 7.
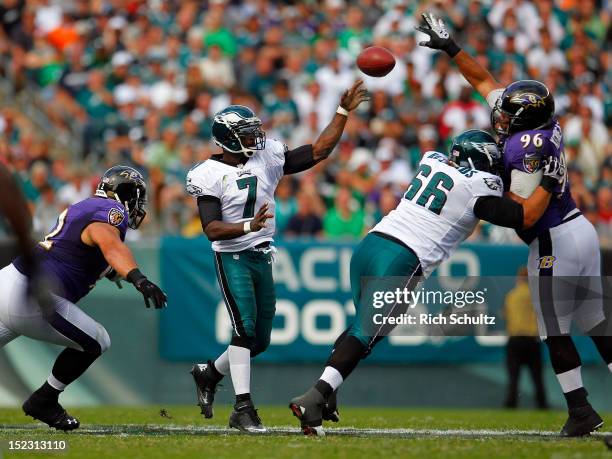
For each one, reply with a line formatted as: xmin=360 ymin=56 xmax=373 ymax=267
xmin=236 ymin=176 xmax=258 ymax=218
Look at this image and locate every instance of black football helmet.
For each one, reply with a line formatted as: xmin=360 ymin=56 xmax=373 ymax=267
xmin=491 ymin=80 xmax=555 ymax=136
xmin=96 ymin=165 xmax=147 ymax=229
xmin=449 ymin=130 xmax=503 ymax=175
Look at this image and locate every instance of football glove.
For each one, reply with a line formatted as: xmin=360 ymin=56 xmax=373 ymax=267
xmin=127 ymin=268 xmax=167 ymax=309
xmin=416 ymin=12 xmax=461 ymax=57
xmin=540 ymin=156 xmax=565 ymax=193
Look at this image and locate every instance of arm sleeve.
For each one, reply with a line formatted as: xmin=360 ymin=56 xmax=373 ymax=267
xmin=509 ymin=169 xmax=543 ymax=199
xmin=197 ymin=195 xmax=222 ymax=230
xmin=473 ymin=196 xmax=524 ymax=229
xmin=283 ymin=144 xmax=316 ymax=175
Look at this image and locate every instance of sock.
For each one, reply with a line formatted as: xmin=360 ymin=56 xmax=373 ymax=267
xmin=556 ymin=367 xmax=583 ymax=393
xmin=213 ymin=350 xmax=230 ymax=376
xmin=228 ymin=344 xmax=251 ymax=397
xmin=326 ymin=335 xmax=367 ymax=379
xmin=557 ymin=367 xmax=589 ymax=409
xmin=320 ymin=366 xmax=344 ymax=390
xmin=564 ymin=387 xmax=589 ymax=410
xmin=590 ymin=336 xmax=612 ymax=367
xmin=235 ymin=393 xmax=251 ymax=405
xmin=48 ymin=347 xmax=100 ymax=390
xmin=33 ymin=381 xmax=61 ymax=402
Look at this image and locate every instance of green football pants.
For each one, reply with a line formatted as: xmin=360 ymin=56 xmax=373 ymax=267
xmin=214 ymin=249 xmax=276 ymax=356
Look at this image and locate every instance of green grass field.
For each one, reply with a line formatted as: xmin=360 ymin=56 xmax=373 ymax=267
xmin=0 ymin=406 xmax=610 ymax=458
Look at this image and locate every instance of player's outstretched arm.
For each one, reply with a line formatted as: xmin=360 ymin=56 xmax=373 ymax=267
xmin=417 ymin=12 xmax=503 ymax=100
xmin=82 ymin=222 xmax=167 ymax=308
xmin=198 ymin=198 xmax=273 ymax=241
xmin=312 ymin=80 xmax=368 ymax=162
xmin=474 ymin=157 xmax=563 ymax=229
xmin=282 ymin=80 xmax=368 ymax=175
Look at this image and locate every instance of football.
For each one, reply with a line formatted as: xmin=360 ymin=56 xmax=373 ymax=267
xmin=356 ymin=46 xmax=396 ymax=77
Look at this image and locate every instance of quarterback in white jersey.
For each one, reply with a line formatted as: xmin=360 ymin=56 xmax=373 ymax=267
xmin=289 ymin=129 xmax=565 ymax=436
xmin=186 ymin=138 xmax=286 ymax=253
xmin=186 ymin=82 xmax=368 ymax=434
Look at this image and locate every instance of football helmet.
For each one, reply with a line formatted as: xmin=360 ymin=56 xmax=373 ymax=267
xmin=491 ymin=80 xmax=555 ymax=136
xmin=449 ymin=130 xmax=503 ymax=175
xmin=96 ymin=165 xmax=147 ymax=229
xmin=212 ymin=105 xmax=265 ymax=157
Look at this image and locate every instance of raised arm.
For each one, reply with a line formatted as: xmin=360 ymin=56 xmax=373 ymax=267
xmin=82 ymin=222 xmax=167 ymax=308
xmin=283 ymin=80 xmax=368 ymax=175
xmin=417 ymin=12 xmax=503 ymax=100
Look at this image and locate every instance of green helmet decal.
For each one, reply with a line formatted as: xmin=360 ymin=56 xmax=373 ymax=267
xmin=449 ymin=130 xmax=502 ymax=175
xmin=211 ymin=105 xmax=266 ymax=157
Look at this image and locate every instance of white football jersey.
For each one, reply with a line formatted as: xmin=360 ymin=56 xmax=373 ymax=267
xmin=186 ymin=139 xmax=286 ymax=252
xmin=372 ymin=151 xmax=503 ymax=276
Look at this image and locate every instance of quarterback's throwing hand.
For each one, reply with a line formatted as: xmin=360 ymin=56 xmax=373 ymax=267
xmin=416 ymin=12 xmax=461 ymax=57
xmin=340 ymin=80 xmax=369 ymax=112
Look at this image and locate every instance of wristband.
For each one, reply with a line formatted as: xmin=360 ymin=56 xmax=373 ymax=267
xmin=540 ymin=176 xmax=558 ymax=193
xmin=336 ymin=105 xmax=349 ymax=117
xmin=243 ymin=221 xmax=252 ymax=234
xmin=126 ymin=268 xmax=146 ymax=285
xmin=444 ymin=40 xmax=461 ymax=58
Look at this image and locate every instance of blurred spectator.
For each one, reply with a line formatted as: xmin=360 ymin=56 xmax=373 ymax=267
xmin=285 ymin=190 xmax=323 ymax=238
xmin=323 ymin=187 xmax=364 ymax=239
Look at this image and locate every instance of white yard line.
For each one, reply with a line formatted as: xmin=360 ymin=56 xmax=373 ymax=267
xmin=0 ymin=424 xmax=610 ymax=439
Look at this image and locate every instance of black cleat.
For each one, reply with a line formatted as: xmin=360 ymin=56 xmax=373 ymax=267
xmin=22 ymin=394 xmax=80 ymax=431
xmin=229 ymin=400 xmax=267 ymax=434
xmin=289 ymin=387 xmax=325 ymax=436
xmin=560 ymin=404 xmax=604 ymax=437
xmin=322 ymin=390 xmax=340 ymax=423
xmin=190 ymin=362 xmax=219 ymax=419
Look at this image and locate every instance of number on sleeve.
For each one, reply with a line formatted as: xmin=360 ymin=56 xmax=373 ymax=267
xmin=236 ymin=176 xmax=258 ymax=218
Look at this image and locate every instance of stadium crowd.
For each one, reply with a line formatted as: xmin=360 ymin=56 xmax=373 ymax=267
xmin=0 ymin=0 xmax=609 ymax=244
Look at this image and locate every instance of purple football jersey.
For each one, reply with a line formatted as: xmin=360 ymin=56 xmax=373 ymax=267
xmin=502 ymin=119 xmax=577 ymax=244
xmin=13 ymin=197 xmax=128 ymax=302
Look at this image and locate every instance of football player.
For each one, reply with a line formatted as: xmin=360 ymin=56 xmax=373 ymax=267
xmin=289 ymin=130 xmax=565 ymax=435
xmin=186 ymin=81 xmax=368 ymax=434
xmin=418 ymin=12 xmax=611 ymax=436
xmin=0 ymin=165 xmax=166 ymax=431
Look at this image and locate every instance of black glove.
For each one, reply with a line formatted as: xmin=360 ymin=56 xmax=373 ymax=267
xmin=127 ymin=268 xmax=167 ymax=309
xmin=540 ymin=156 xmax=565 ymax=193
xmin=416 ymin=12 xmax=462 ymax=57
